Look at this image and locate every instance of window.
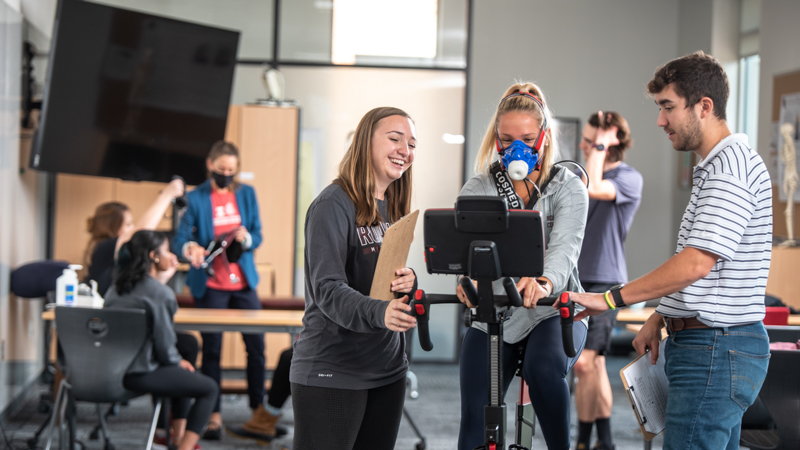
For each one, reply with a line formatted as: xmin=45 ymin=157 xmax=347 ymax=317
xmin=738 ymin=54 xmax=759 ymax=151
xmin=737 ymin=0 xmax=760 ymax=151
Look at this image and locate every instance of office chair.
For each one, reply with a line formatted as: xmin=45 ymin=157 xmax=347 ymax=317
xmin=45 ymin=307 xmax=163 ymax=450
xmin=740 ymin=326 xmax=800 ymax=450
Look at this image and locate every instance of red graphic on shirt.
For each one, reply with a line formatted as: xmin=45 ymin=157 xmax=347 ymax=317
xmin=357 ymin=222 xmax=390 ymax=254
xmin=207 ymin=191 xmax=246 ymax=291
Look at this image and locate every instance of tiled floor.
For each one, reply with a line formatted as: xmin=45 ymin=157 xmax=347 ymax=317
xmin=4 ymin=355 xmax=749 ymax=449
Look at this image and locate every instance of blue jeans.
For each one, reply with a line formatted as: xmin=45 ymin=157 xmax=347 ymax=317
xmin=663 ymin=321 xmax=770 ymax=450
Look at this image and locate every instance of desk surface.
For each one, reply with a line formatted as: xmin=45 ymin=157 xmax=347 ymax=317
xmin=42 ymin=308 xmax=305 ymax=334
xmin=616 ymin=307 xmax=657 ymax=324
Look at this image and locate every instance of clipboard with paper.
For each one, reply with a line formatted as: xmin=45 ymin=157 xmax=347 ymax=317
xmin=369 ymin=210 xmax=419 ymax=301
xmin=619 ymin=338 xmax=669 ymax=441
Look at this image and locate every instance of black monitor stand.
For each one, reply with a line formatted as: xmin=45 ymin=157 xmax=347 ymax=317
xmin=410 ymin=196 xmax=576 ymax=450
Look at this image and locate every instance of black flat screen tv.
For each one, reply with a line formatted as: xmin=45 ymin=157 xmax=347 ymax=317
xmin=31 ymin=0 xmax=240 ymax=185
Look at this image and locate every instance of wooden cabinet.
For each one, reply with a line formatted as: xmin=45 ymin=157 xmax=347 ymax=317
xmin=766 ymin=246 xmax=800 ymax=310
xmin=225 ymin=105 xmax=299 ymax=297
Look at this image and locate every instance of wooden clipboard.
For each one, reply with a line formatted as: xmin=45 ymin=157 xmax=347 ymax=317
xmin=369 ymin=210 xmax=419 ymax=301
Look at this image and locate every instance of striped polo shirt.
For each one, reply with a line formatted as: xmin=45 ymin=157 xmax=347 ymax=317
xmin=656 ymin=133 xmax=772 ymax=327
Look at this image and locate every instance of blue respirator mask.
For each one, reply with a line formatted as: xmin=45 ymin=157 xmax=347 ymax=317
xmin=494 ymin=91 xmax=549 ymax=181
xmin=501 ymin=140 xmax=539 ymax=181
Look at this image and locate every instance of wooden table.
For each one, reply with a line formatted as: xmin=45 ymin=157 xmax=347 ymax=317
xmin=616 ymin=307 xmax=658 ymax=324
xmin=42 ymin=308 xmax=305 ymax=334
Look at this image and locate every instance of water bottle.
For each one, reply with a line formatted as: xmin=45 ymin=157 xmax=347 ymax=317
xmin=56 ymin=264 xmax=82 ymax=307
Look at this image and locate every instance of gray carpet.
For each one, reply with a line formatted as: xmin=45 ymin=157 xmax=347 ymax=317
xmin=4 ymin=356 xmax=748 ymax=449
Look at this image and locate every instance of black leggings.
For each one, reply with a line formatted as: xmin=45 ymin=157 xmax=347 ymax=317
xmin=291 ymin=377 xmax=406 ymax=450
xmin=458 ymin=316 xmax=587 ymax=450
xmin=267 ymin=348 xmax=292 ymax=409
xmin=156 ymin=333 xmax=199 ymax=427
xmin=124 ymin=365 xmax=218 ymax=435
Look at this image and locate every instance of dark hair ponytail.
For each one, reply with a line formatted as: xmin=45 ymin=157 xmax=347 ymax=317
xmin=114 ymin=230 xmax=167 ymax=295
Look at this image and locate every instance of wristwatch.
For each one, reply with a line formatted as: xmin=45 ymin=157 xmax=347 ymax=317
xmin=609 ymin=284 xmax=626 ymax=309
xmin=592 ymin=143 xmax=605 ymax=151
xmin=536 ymin=278 xmax=552 ymax=296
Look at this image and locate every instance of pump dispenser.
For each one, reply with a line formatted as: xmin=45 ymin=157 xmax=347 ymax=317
xmin=56 ymin=264 xmax=82 ymax=306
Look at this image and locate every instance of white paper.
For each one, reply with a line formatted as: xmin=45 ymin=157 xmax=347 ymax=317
xmin=777 ymin=93 xmax=800 ymax=202
xmin=622 ymin=339 xmax=669 ymax=435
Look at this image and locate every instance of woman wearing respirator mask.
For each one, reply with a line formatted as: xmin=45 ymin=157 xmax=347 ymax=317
xmin=456 ymin=82 xmax=589 ymax=450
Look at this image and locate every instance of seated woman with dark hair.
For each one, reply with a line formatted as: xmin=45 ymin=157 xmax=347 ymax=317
xmin=104 ymin=230 xmax=218 ymax=450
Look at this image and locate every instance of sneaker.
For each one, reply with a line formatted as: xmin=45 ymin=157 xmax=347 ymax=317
xmin=593 ymin=442 xmax=616 ymax=450
xmin=202 ymin=422 xmax=222 ymax=441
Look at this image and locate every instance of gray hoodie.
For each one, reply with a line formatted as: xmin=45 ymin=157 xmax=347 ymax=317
xmin=460 ymin=166 xmax=589 ymax=344
xmin=104 ymin=275 xmax=182 ymax=373
xmin=290 ymin=184 xmax=408 ymax=390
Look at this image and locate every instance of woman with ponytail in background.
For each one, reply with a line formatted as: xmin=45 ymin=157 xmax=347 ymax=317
xmin=104 ymin=231 xmax=217 ymax=450
xmin=83 ymin=179 xmax=184 ymax=296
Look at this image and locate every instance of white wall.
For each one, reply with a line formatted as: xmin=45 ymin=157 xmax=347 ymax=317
xmin=467 ymin=0 xmax=681 ymax=281
xmin=0 ymin=0 xmax=48 ymax=415
xmin=670 ymin=0 xmax=741 ymax=248
xmin=757 ymin=0 xmax=800 ymax=164
xmin=92 ymin=0 xmax=275 ymax=59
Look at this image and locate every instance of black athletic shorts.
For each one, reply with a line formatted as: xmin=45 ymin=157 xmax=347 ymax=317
xmin=581 ymin=282 xmax=619 ymax=355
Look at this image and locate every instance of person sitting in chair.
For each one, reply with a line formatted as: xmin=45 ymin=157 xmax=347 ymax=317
xmin=104 ymin=230 xmax=218 ymax=450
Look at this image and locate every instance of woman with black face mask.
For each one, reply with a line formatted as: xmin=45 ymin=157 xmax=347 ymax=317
xmin=172 ymin=140 xmax=267 ymax=440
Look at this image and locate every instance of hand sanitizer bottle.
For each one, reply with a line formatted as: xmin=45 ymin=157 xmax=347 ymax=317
xmin=56 ymin=264 xmax=82 ymax=307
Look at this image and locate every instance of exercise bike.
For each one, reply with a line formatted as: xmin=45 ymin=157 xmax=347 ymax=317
xmin=406 ymin=196 xmax=578 ymax=450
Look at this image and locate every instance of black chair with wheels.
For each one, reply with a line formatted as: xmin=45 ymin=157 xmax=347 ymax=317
xmin=740 ymin=325 xmax=800 ymax=450
xmin=44 ymin=307 xmax=163 ymax=450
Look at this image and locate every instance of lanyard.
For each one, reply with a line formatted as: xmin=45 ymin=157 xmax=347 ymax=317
xmin=490 ymin=162 xmax=560 ymax=210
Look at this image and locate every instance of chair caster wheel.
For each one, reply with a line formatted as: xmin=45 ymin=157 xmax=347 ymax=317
xmin=415 ymin=441 xmax=426 ymax=450
xmin=90 ymin=429 xmax=100 ymax=440
xmin=104 ymin=442 xmax=115 ymax=450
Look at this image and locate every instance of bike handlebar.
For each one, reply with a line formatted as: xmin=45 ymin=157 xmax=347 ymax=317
xmin=408 ymin=278 xmax=576 ymax=357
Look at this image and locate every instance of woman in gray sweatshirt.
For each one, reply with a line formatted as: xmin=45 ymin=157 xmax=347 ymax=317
xmin=457 ymin=83 xmax=589 ymax=450
xmin=290 ymin=107 xmax=419 ymax=450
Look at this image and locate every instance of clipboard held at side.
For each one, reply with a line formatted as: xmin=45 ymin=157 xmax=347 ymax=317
xmin=619 ymin=338 xmax=669 ymax=441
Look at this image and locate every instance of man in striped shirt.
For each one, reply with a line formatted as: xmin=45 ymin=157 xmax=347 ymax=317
xmin=568 ymin=51 xmax=772 ymax=449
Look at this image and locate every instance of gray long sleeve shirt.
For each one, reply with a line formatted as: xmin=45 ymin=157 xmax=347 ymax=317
xmin=103 ymin=275 xmax=181 ymax=373
xmin=290 ymin=184 xmax=408 ymax=390
xmin=460 ymin=167 xmax=589 ymax=344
